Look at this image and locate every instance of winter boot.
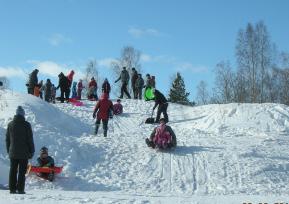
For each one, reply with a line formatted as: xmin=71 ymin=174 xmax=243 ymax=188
xmin=145 ymin=138 xmax=155 ymax=148
xmin=47 ymin=172 xmax=54 ymax=182
xmin=104 ymin=130 xmax=107 ymax=137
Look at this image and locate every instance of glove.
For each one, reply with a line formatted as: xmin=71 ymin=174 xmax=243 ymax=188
xmin=28 ymin=153 xmax=34 ymax=159
xmin=93 ymin=112 xmax=96 ymax=119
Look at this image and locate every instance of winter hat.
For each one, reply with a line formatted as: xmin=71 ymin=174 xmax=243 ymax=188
xmin=40 ymin=146 xmax=48 ymax=154
xmin=16 ymin=106 xmax=25 ymax=117
xmin=159 ymin=118 xmax=166 ymax=124
xmin=117 ymin=99 xmax=121 ymax=103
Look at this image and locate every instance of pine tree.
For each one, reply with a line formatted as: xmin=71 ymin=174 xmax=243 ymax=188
xmin=168 ymin=72 xmax=190 ymax=104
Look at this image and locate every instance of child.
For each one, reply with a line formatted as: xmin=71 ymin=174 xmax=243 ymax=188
xmin=77 ymin=79 xmax=84 ymax=100
xmin=71 ymin=82 xmax=77 ymax=99
xmin=37 ymin=146 xmax=55 ymax=181
xmin=51 ymin=84 xmax=56 ymax=103
xmin=34 ymin=85 xmax=40 ymax=97
xmin=113 ymin=99 xmax=123 ymax=115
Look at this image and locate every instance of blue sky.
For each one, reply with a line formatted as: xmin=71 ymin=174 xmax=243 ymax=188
xmin=0 ymin=0 xmax=289 ymax=101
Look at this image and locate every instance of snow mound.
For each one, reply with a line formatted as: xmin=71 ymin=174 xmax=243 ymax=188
xmin=1 ymin=90 xmax=289 ymax=202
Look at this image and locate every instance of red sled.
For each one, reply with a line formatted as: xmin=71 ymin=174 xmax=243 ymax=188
xmin=69 ymin=98 xmax=84 ymax=106
xmin=26 ymin=165 xmax=63 ymax=175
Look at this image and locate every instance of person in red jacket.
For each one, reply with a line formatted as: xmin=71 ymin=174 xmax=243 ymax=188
xmin=88 ymin=77 xmax=98 ymax=100
xmin=67 ymin=70 xmax=75 ymax=97
xmin=92 ymin=93 xmax=113 ymax=137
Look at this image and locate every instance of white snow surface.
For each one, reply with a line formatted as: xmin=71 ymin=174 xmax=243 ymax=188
xmin=1 ymin=90 xmax=289 ymax=203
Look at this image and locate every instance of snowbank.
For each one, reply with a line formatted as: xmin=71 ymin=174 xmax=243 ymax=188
xmin=1 ymin=90 xmax=289 ymax=203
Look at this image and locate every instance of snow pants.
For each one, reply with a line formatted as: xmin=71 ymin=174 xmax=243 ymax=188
xmin=95 ymin=119 xmax=108 ymax=137
xmin=155 ymin=103 xmax=169 ymax=123
xmin=9 ymin=159 xmax=28 ymax=193
xmin=120 ymin=83 xmax=131 ymax=99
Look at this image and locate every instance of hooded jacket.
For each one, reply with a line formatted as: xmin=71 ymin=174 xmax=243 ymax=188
xmin=6 ymin=115 xmax=35 ymax=159
xmin=93 ymin=93 xmax=113 ymax=120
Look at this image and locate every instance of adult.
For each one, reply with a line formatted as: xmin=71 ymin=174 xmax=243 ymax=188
xmin=135 ymin=74 xmax=144 ymax=99
xmin=102 ymin=78 xmax=111 ymax=95
xmin=92 ymin=93 xmax=113 ymax=137
xmin=6 ymin=106 xmax=35 ymax=194
xmin=153 ymin=89 xmax=169 ymax=123
xmin=115 ymin=67 xmax=131 ymax=99
xmin=145 ymin=118 xmax=177 ymax=149
xmin=131 ymin=68 xmax=138 ymax=99
xmin=56 ymin=72 xmax=70 ymax=103
xmin=27 ymin=69 xmax=39 ymax=95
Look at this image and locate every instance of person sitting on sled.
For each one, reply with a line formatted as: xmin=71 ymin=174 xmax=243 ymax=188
xmin=145 ymin=118 xmax=177 ymax=149
xmin=36 ymin=146 xmax=55 ymax=181
xmin=113 ymin=99 xmax=123 ymax=115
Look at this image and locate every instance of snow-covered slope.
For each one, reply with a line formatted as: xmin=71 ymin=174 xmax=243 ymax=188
xmin=1 ymin=90 xmax=289 ymax=203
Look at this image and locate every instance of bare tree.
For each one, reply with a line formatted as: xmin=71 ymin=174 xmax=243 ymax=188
xmin=83 ymin=59 xmax=99 ymax=97
xmin=214 ymin=61 xmax=235 ymax=103
xmin=111 ymin=46 xmax=142 ymax=94
xmin=196 ymin=80 xmax=209 ymax=105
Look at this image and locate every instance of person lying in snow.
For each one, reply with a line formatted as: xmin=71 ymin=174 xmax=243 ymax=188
xmin=113 ymin=99 xmax=123 ymax=115
xmin=36 ymin=146 xmax=55 ymax=181
xmin=145 ymin=118 xmax=177 ymax=149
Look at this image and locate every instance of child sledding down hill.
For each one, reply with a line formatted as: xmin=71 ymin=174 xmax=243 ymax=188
xmin=145 ymin=118 xmax=177 ymax=149
xmin=113 ymin=99 xmax=123 ymax=115
xmin=37 ymin=147 xmax=55 ymax=181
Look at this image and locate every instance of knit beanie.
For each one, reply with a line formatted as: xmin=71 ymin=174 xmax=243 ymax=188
xmin=16 ymin=106 xmax=25 ymax=117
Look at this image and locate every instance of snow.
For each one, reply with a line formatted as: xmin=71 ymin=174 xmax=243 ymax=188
xmin=1 ymin=89 xmax=289 ymax=203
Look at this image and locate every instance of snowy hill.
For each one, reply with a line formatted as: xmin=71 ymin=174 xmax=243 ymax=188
xmin=1 ymin=90 xmax=289 ymax=203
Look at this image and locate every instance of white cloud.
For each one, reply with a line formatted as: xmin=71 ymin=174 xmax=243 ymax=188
xmin=128 ymin=27 xmax=163 ymax=38
xmin=98 ymin=58 xmax=118 ymax=68
xmin=27 ymin=60 xmax=85 ymax=79
xmin=140 ymin=54 xmax=152 ymax=62
xmin=0 ymin=67 xmax=27 ymax=78
xmin=48 ymin=33 xmax=72 ymax=46
xmin=178 ymin=63 xmax=209 ymax=73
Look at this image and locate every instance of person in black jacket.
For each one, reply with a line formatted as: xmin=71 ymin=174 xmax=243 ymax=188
xmin=115 ymin=67 xmax=131 ymax=99
xmin=131 ymin=68 xmax=138 ymax=99
xmin=56 ymin=72 xmax=70 ymax=103
xmin=102 ymin=78 xmax=111 ymax=96
xmin=6 ymin=106 xmax=35 ymax=194
xmin=27 ymin=69 xmax=39 ymax=95
xmin=152 ymin=89 xmax=169 ymax=123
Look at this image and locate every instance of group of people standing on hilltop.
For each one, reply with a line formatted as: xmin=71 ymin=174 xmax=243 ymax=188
xmin=114 ymin=67 xmax=155 ymax=100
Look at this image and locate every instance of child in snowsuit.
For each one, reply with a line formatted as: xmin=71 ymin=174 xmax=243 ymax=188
xmin=37 ymin=146 xmax=55 ymax=181
xmin=71 ymin=82 xmax=77 ymax=99
xmin=113 ymin=99 xmax=123 ymax=115
xmin=145 ymin=118 xmax=177 ymax=149
xmin=77 ymin=79 xmax=84 ymax=100
xmin=93 ymin=93 xmax=113 ymax=137
xmin=51 ymin=84 xmax=56 ymax=104
xmin=88 ymin=77 xmax=98 ymax=100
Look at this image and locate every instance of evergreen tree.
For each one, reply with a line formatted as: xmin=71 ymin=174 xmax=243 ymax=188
xmin=169 ymin=72 xmax=190 ymax=104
